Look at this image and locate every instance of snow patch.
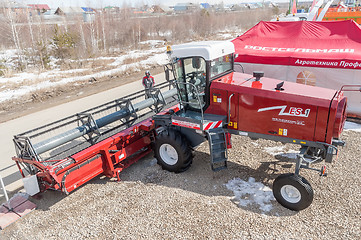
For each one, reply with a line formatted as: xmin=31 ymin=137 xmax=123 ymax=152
xmin=263 ymin=146 xmax=285 ymax=156
xmin=0 ymin=49 xmax=18 ymax=59
xmin=344 ymin=121 xmax=361 ymax=132
xmin=278 ymin=150 xmax=299 ymax=160
xmin=139 ymin=40 xmax=165 ymax=47
xmin=263 ymin=146 xmax=299 ymax=159
xmin=225 ymin=177 xmax=275 ymax=212
xmin=217 ymin=33 xmax=235 ymax=40
xmin=148 ymin=158 xmax=157 ymax=167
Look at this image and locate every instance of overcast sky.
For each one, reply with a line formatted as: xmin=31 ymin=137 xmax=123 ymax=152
xmin=18 ymin=0 xmax=290 ymax=9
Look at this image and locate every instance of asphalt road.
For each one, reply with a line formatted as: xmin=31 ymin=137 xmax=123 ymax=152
xmin=0 ymin=72 xmax=167 ymax=197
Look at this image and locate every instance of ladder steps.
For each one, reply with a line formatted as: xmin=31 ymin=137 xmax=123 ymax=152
xmin=212 ymin=165 xmax=227 ymax=172
xmin=212 ymin=148 xmax=226 ymax=157
xmin=211 ymin=140 xmax=225 ymax=145
xmin=212 ymin=157 xmax=227 ymax=163
xmin=206 ymin=127 xmax=228 ymax=172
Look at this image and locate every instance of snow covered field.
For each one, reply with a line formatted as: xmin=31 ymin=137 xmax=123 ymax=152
xmin=0 ymin=40 xmax=168 ymax=103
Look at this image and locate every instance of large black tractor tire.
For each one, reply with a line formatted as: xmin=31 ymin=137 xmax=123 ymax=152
xmin=273 ymin=173 xmax=314 ymax=211
xmin=154 ymin=129 xmax=193 ymax=173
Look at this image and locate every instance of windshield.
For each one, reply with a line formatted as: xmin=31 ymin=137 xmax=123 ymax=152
xmin=174 ymin=57 xmax=207 ymax=110
xmin=210 ymin=53 xmax=233 ymax=78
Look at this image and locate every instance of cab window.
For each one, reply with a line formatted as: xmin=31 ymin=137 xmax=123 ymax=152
xmin=210 ymin=54 xmax=233 ymax=79
xmin=175 ymin=57 xmax=207 ymax=110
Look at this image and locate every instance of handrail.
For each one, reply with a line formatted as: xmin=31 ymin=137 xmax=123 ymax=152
xmin=175 ymin=81 xmax=205 ymax=129
xmin=227 ymin=94 xmax=234 ymax=124
xmin=336 ymin=84 xmax=361 ymax=98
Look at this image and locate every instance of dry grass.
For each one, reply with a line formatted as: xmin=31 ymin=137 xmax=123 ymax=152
xmin=122 ymin=54 xmax=153 ymax=65
xmin=90 ymin=58 xmax=116 ymax=68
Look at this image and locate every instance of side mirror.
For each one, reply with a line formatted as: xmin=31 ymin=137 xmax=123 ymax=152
xmin=165 ymin=69 xmax=170 ymax=81
xmin=192 ymin=57 xmax=201 ymax=69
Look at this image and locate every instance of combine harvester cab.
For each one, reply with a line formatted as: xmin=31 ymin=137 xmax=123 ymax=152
xmin=153 ymin=41 xmax=359 ymax=211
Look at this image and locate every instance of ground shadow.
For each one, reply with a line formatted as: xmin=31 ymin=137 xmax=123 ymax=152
xmin=111 ymin=150 xmax=300 ymax=217
xmin=24 ymin=150 xmax=300 ymax=216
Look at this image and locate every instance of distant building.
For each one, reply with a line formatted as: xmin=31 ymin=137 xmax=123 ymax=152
xmin=150 ymin=5 xmax=172 ymax=13
xmin=82 ymin=7 xmax=95 ymax=22
xmin=0 ymin=2 xmax=29 ymax=14
xmin=229 ymin=4 xmax=245 ymax=11
xmin=174 ymin=3 xmax=198 ymax=12
xmin=27 ymin=4 xmax=50 ymax=15
xmin=55 ymin=7 xmax=84 ymax=16
xmin=200 ymin=3 xmax=210 ymax=9
xmin=55 ymin=7 xmax=96 ymax=22
xmin=81 ymin=7 xmax=95 ymax=13
xmin=104 ymin=6 xmax=120 ymax=13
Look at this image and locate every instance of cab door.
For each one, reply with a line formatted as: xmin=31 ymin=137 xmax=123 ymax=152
xmin=174 ymin=57 xmax=207 ymax=111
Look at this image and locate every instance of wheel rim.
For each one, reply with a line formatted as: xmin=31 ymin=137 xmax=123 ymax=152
xmin=159 ymin=144 xmax=178 ymax=165
xmin=280 ymin=185 xmax=301 ymax=204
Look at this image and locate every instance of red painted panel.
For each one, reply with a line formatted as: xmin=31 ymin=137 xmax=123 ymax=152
xmin=237 ymin=94 xmax=318 ymax=141
xmin=62 ymin=156 xmax=104 ymax=193
xmin=206 ymin=87 xmax=228 ymax=116
xmin=209 ymin=72 xmax=346 ymax=144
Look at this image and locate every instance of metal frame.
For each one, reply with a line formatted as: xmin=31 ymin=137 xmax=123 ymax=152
xmin=0 ymin=174 xmax=10 ymax=210
xmin=77 ymin=113 xmax=101 ymax=144
xmin=115 ymin=98 xmax=137 ymax=127
xmin=148 ymin=88 xmax=167 ymax=113
xmin=228 ymin=129 xmax=339 ymax=176
xmin=13 ymin=82 xmax=175 ymax=162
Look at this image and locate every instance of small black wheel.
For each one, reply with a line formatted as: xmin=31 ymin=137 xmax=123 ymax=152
xmin=273 ymin=173 xmax=314 ymax=211
xmin=154 ymin=129 xmax=193 ymax=173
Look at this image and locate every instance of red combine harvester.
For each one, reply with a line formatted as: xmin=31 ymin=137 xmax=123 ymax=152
xmin=13 ymin=41 xmax=360 ymax=211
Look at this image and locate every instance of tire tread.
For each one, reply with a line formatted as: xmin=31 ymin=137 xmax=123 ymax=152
xmin=273 ymin=173 xmax=314 ymax=211
xmin=155 ymin=129 xmax=193 ymax=173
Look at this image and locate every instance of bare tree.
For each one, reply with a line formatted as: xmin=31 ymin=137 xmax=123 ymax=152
xmin=4 ymin=2 xmax=26 ymax=70
xmin=0 ymin=2 xmax=276 ymax=71
xmin=89 ymin=20 xmax=97 ymax=53
xmin=100 ymin=11 xmax=107 ymax=52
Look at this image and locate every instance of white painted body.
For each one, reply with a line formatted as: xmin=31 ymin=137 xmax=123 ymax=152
xmin=171 ymin=41 xmax=235 ymax=61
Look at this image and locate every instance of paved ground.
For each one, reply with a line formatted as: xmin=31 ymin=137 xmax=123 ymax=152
xmin=0 ymin=72 xmax=167 ymax=199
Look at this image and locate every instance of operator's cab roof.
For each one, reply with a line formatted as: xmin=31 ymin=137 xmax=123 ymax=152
xmin=170 ymin=41 xmax=235 ymax=61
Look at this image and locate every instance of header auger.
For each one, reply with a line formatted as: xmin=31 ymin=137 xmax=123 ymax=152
xmin=13 ymin=41 xmax=361 ymax=211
